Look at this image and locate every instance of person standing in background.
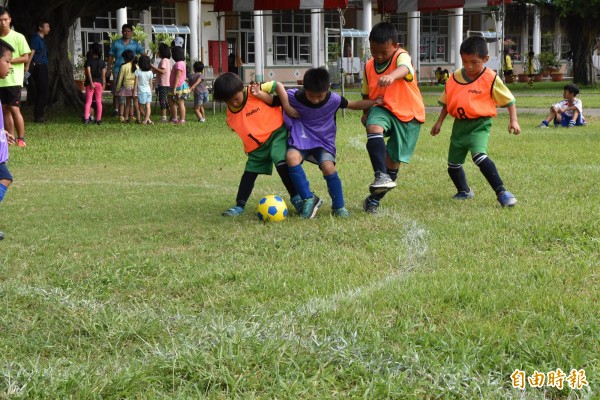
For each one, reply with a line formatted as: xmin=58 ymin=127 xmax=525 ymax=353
xmin=0 ymin=6 xmax=30 ymax=147
xmin=28 ymin=19 xmax=50 ymax=123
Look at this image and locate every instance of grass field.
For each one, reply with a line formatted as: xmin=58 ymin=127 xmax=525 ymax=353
xmin=1 ymin=86 xmax=598 ymax=398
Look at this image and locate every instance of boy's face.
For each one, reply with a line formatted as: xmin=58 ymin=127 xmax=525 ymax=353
xmin=461 ymin=53 xmax=489 ymax=80
xmin=369 ymin=40 xmax=398 ymax=64
xmin=0 ymin=12 xmax=10 ymax=35
xmin=304 ymin=90 xmax=327 ymax=105
xmin=226 ymin=91 xmax=244 ymax=109
xmin=563 ymin=89 xmax=575 ymax=101
xmin=0 ymin=50 xmax=12 ymax=79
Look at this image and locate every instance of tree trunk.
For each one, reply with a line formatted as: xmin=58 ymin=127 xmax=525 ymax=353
xmin=564 ymin=15 xmax=598 ymax=86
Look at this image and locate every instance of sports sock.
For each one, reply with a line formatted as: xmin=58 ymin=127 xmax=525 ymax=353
xmin=235 ymin=171 xmax=258 ymax=208
xmin=447 ymin=163 xmax=470 ymax=193
xmin=275 ymin=162 xmax=298 ymax=199
xmin=472 ymin=153 xmax=506 ymax=195
xmin=541 ymin=120 xmax=549 ymax=127
xmin=568 ymin=120 xmax=576 ymax=127
xmin=366 ymin=133 xmax=387 ymax=174
xmin=324 ymin=172 xmax=344 ymax=210
xmin=0 ymin=183 xmax=6 ymax=203
xmin=288 ymin=164 xmax=312 ymax=200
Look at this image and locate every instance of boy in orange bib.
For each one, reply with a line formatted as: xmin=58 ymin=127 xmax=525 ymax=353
xmin=430 ymin=36 xmax=521 ymax=207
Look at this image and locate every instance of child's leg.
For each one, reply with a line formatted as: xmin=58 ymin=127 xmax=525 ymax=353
xmin=118 ymin=97 xmax=125 ymax=119
xmin=178 ymin=99 xmax=186 ymax=122
xmin=135 ymin=97 xmax=141 ymax=122
xmin=123 ymin=97 xmax=131 ymax=121
xmin=83 ymin=86 xmax=94 ymax=120
xmin=169 ymin=97 xmax=177 ymax=121
xmin=320 ymin=161 xmax=345 ymax=210
xmin=472 ymin=153 xmax=506 ymax=195
xmin=286 ymin=149 xmax=312 ymax=200
xmin=194 ymin=104 xmax=202 ymax=120
xmin=94 ymin=83 xmax=103 ymax=121
xmin=447 ymin=163 xmax=472 ymax=197
xmin=222 ymin=171 xmax=259 ymax=216
xmin=366 ymin=155 xmax=400 ymax=203
xmin=145 ymin=103 xmax=151 ymax=122
xmin=275 ymin=162 xmax=298 ymax=199
xmin=199 ymin=105 xmax=205 ymax=120
xmin=0 ymin=179 xmax=11 ymax=203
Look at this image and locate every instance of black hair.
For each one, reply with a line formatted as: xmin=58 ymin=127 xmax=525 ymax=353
xmin=564 ymin=83 xmax=579 ymax=96
xmin=88 ymin=42 xmax=103 ymax=59
xmin=171 ymin=46 xmax=185 ymax=62
xmin=138 ymin=54 xmax=152 ymax=72
xmin=303 ymin=67 xmax=330 ymax=92
xmin=0 ymin=38 xmax=14 ymax=58
xmin=158 ymin=43 xmax=171 ymax=60
xmin=213 ymin=72 xmax=244 ymax=102
xmin=121 ymin=24 xmax=134 ymax=32
xmin=37 ymin=19 xmax=50 ymax=30
xmin=121 ymin=49 xmax=136 ymax=72
xmin=528 ymin=50 xmax=535 ymax=56
xmin=460 ymin=36 xmax=488 ymax=58
xmin=369 ymin=22 xmax=398 ymax=45
xmin=193 ymin=61 xmax=204 ymax=73
xmin=0 ymin=6 xmax=9 ymax=17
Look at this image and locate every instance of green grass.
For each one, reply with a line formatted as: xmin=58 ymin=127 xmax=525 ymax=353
xmin=1 ymin=101 xmax=598 ymax=399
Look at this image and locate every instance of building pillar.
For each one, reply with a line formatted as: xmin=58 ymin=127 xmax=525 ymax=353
xmin=311 ymin=10 xmax=320 ymax=67
xmin=554 ymin=18 xmax=561 ymax=58
xmin=362 ymin=0 xmax=372 ymax=31
xmin=532 ymin=5 xmax=541 ymax=56
xmin=140 ymin=10 xmax=152 ymax=54
xmin=408 ymin=11 xmax=420 ymax=77
xmin=254 ymin=11 xmax=264 ymax=81
xmin=188 ymin=0 xmax=199 ymax=62
xmin=453 ymin=8 xmax=463 ymax=70
xmin=116 ymin=8 xmax=127 ymax=31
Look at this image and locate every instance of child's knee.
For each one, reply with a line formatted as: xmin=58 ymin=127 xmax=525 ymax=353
xmin=286 ymin=149 xmax=302 ymax=166
xmin=319 ymin=161 xmax=336 ymax=175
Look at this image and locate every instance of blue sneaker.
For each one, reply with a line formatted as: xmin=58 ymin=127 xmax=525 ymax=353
xmin=300 ymin=195 xmax=323 ymax=219
xmin=332 ymin=207 xmax=350 ymax=218
xmin=497 ymin=191 xmax=517 ymax=207
xmin=222 ymin=206 xmax=245 ymax=216
xmin=453 ymin=190 xmax=475 ymax=200
xmin=290 ymin=194 xmax=304 ymax=214
xmin=363 ymin=196 xmax=380 ymax=214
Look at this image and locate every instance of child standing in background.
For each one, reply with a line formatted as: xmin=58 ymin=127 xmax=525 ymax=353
xmin=135 ymin=54 xmax=154 ymax=124
xmin=188 ymin=61 xmax=209 ymax=123
xmin=525 ymin=50 xmax=535 ymax=88
xmin=0 ymin=39 xmax=16 ymax=240
xmin=151 ymin=43 xmax=171 ymax=123
xmin=430 ymin=36 xmax=521 ymax=207
xmin=83 ymin=42 xmax=106 ymax=125
xmin=169 ymin=46 xmax=189 ymax=124
xmin=115 ymin=49 xmax=136 ymax=122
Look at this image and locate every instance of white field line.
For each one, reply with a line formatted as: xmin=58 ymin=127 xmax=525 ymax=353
xmin=18 ymin=179 xmax=224 ymax=190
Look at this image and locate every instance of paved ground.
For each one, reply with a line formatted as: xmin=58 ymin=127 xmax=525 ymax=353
xmin=426 ymin=106 xmax=600 ymax=117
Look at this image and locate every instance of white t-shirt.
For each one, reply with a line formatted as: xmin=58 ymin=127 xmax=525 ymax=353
xmin=553 ymin=98 xmax=583 ymax=117
xmin=135 ymin=69 xmax=154 ymax=95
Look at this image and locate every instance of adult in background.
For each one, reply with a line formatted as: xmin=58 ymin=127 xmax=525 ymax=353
xmin=0 ymin=6 xmax=30 ymax=147
xmin=107 ymin=24 xmax=143 ymax=117
xmin=28 ymin=19 xmax=50 ymax=123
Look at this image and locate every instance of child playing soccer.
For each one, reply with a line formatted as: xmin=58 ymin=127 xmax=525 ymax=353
xmin=284 ymin=67 xmax=379 ymax=218
xmin=430 ymin=36 xmax=521 ymax=207
xmin=188 ymin=61 xmax=209 ymax=123
xmin=0 ymin=39 xmax=16 ymax=239
xmin=361 ymin=22 xmax=426 ymax=214
xmin=537 ymin=83 xmax=586 ymax=128
xmin=213 ymin=72 xmax=302 ymax=217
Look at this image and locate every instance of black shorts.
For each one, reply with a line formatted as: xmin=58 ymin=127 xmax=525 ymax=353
xmin=0 ymin=86 xmax=21 ymax=107
xmin=0 ymin=163 xmax=13 ymax=181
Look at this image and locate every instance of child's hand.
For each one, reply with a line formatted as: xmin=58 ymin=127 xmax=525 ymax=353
xmin=508 ymin=121 xmax=521 ymax=135
xmin=377 ymin=75 xmax=395 ymax=87
xmin=249 ymin=82 xmax=261 ymax=96
xmin=4 ymin=130 xmax=15 ymax=145
xmin=284 ymin=104 xmax=300 ymax=119
xmin=375 ymin=96 xmax=383 ymax=105
xmin=430 ymin=123 xmax=442 ymax=136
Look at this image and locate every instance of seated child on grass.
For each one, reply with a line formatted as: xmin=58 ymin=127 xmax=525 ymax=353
xmin=537 ymin=83 xmax=586 ymax=128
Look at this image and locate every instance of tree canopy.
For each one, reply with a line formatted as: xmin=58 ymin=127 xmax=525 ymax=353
xmin=5 ymin=0 xmax=161 ymax=108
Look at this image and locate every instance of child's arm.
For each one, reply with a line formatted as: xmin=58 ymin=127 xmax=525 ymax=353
xmin=377 ymin=64 xmax=410 ymax=87
xmin=85 ymin=66 xmax=93 ymax=89
xmin=249 ymin=82 xmax=273 ymax=104
xmin=189 ymin=76 xmax=202 ymax=92
xmin=347 ymin=97 xmax=383 ymax=111
xmin=273 ymin=82 xmax=299 ymax=118
xmin=430 ymin=105 xmax=449 ymax=136
xmin=101 ymin=66 xmax=106 ymax=90
xmin=506 ymin=104 xmax=521 ymax=135
xmin=4 ymin=129 xmax=14 ymax=145
xmin=116 ymin=68 xmax=124 ymax=91
xmin=174 ymin=69 xmax=182 ymax=91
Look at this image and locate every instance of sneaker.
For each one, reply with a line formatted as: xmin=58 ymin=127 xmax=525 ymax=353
xmin=199 ymin=118 xmax=206 ymax=123
xmin=363 ymin=196 xmax=380 ymax=214
xmin=290 ymin=194 xmax=304 ymax=214
xmin=332 ymin=207 xmax=350 ymax=218
xmin=113 ymin=109 xmax=119 ymax=117
xmin=178 ymin=119 xmax=186 ymax=124
xmin=161 ymin=116 xmax=168 ymax=123
xmin=222 ymin=206 xmax=245 ymax=217
xmin=170 ymin=118 xmax=179 ymax=124
xmin=95 ymin=120 xmax=102 ymax=125
xmin=452 ymin=190 xmax=475 ymax=200
xmin=537 ymin=122 xmax=549 ymax=128
xmin=0 ymin=231 xmax=4 ymax=240
xmin=300 ymin=195 xmax=323 ymax=219
xmin=369 ymin=171 xmax=396 ymax=195
xmin=16 ymin=138 xmax=26 ymax=147
xmin=83 ymin=118 xmax=91 ymax=125
xmin=497 ymin=191 xmax=517 ymax=207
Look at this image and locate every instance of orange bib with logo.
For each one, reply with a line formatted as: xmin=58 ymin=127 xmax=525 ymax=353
xmin=445 ymin=68 xmax=497 ymax=119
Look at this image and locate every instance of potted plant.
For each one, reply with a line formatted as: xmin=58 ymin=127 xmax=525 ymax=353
xmin=538 ymin=51 xmax=559 ymax=76
xmin=72 ymin=54 xmax=86 ymax=91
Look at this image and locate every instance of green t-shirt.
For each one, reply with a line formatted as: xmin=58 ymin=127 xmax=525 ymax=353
xmin=0 ymin=29 xmax=31 ymax=87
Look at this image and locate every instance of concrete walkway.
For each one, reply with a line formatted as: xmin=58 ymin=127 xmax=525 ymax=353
xmin=426 ymin=106 xmax=600 ymax=117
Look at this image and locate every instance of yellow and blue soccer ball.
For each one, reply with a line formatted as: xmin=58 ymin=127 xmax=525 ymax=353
xmin=257 ymin=195 xmax=288 ymax=222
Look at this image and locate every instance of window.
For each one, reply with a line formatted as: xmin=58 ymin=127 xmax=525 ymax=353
xmin=272 ymin=10 xmax=311 ymax=65
xmin=150 ymin=5 xmax=176 ymax=26
xmin=420 ymin=11 xmax=449 ymax=62
xmin=388 ymin=13 xmax=408 ymax=47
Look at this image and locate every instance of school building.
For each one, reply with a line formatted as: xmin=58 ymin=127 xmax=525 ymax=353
xmin=70 ymin=0 xmax=585 ymax=84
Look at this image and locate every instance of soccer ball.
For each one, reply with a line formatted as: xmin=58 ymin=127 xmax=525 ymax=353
xmin=256 ymin=195 xmax=288 ymax=222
